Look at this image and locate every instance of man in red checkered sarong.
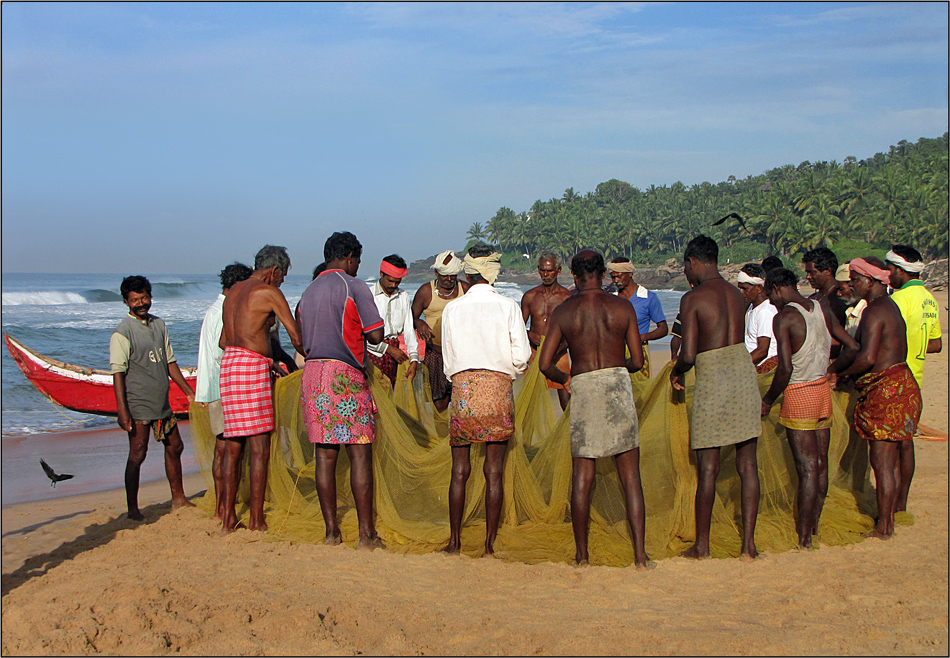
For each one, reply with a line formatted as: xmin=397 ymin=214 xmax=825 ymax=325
xmin=219 ymin=245 xmax=304 ymax=534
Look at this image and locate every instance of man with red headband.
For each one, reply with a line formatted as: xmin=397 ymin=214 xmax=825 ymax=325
xmin=830 ymin=256 xmax=922 ymax=539
xmin=367 ymin=254 xmax=419 ymax=387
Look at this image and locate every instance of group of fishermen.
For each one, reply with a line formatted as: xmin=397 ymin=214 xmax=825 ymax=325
xmin=110 ymin=231 xmax=941 ymax=566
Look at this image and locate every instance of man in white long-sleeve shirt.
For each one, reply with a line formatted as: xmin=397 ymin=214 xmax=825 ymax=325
xmin=366 ymin=254 xmax=420 ymax=387
xmin=440 ymin=245 xmax=531 ymax=556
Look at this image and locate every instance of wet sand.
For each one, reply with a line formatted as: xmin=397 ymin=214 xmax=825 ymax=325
xmin=2 ymin=294 xmax=947 ymax=655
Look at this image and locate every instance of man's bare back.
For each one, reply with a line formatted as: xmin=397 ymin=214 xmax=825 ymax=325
xmin=542 ymin=287 xmax=642 ymax=379
xmin=222 ymin=274 xmax=302 ymax=357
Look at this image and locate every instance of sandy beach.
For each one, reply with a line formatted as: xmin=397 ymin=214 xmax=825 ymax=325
xmin=2 ymin=294 xmax=947 ymax=655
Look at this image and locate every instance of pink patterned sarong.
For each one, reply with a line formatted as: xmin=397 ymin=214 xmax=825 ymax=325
xmin=301 ymin=359 xmax=376 ymax=445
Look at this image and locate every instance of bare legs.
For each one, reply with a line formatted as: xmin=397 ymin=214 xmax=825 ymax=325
xmin=814 ymin=427 xmax=831 ymax=533
xmin=221 ymin=431 xmax=269 ymax=534
xmin=125 ymin=422 xmax=193 ymax=521
xmin=433 ymin=396 xmax=451 ymax=413
xmin=314 ymin=444 xmax=384 ymax=549
xmin=682 ymin=438 xmax=759 ymax=559
xmin=556 ymin=388 xmax=570 ymax=412
xmin=212 ymin=435 xmax=244 ymax=521
xmin=868 ymin=440 xmax=901 ymax=538
xmin=442 ymin=441 xmax=507 ymax=556
xmin=572 ymin=449 xmax=650 ymax=568
xmin=786 ymin=428 xmax=820 ymax=548
xmin=895 ymin=439 xmax=915 ymax=513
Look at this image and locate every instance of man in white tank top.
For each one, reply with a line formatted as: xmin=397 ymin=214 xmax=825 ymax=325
xmin=761 ymin=268 xmax=859 ymax=548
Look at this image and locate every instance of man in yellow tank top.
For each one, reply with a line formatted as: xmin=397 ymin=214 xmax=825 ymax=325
xmin=411 ymin=250 xmax=469 ymax=412
xmin=885 ymin=244 xmax=943 ymax=514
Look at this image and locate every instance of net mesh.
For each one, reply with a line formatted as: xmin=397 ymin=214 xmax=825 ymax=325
xmin=189 ymin=351 xmax=876 ymax=565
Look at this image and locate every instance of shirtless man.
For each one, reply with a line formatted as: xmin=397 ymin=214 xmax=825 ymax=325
xmin=219 ymin=245 xmax=303 ymax=533
xmin=671 ymin=235 xmax=761 ymax=560
xmin=829 ymin=257 xmax=922 ymax=538
xmin=540 ymin=250 xmax=650 ymax=568
xmin=521 ymin=251 xmax=573 ymax=409
xmin=411 ymin=250 xmax=470 ymax=412
xmin=761 ymin=268 xmax=858 ymax=548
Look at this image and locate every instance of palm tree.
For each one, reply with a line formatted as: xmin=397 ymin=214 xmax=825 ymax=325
xmin=466 ymin=222 xmax=487 ymax=242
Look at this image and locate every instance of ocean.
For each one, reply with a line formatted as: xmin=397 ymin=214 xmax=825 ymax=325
xmin=1 ymin=272 xmax=682 ymax=503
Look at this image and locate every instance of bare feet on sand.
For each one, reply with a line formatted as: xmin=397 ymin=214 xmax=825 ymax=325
xmin=635 ymin=560 xmax=657 ymax=571
xmin=571 ymin=558 xmax=589 ymax=567
xmin=325 ymin=532 xmax=343 ymax=546
xmin=357 ymin=536 xmax=386 ymax=551
xmin=220 ymin=521 xmax=247 ymax=536
xmin=127 ymin=510 xmax=145 ymax=522
xmin=863 ymin=528 xmax=892 ymax=540
xmin=680 ymin=544 xmax=710 ymax=559
xmin=172 ymin=499 xmax=197 ymax=511
xmin=440 ymin=541 xmax=461 ymax=555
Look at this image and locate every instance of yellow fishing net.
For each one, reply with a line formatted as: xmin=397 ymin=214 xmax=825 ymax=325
xmin=189 ymin=351 xmax=876 ymax=565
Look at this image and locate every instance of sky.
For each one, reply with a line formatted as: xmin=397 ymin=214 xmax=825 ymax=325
xmin=2 ymin=2 xmax=947 ymax=274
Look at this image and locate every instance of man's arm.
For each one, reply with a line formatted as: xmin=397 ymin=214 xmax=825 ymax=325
xmin=749 ymin=336 xmax=771 ymax=365
xmin=642 ymin=320 xmax=669 ymax=343
xmin=539 ymin=310 xmax=569 ymax=386
xmin=411 ymin=285 xmax=433 ymax=342
xmin=625 ymin=308 xmax=645 ymax=373
xmin=928 ymin=337 xmax=942 ymax=353
xmin=109 ymin=332 xmax=133 ymax=431
xmin=761 ymin=313 xmax=793 ymax=414
xmin=509 ymin=304 xmax=532 ymax=375
xmin=823 ymin=302 xmax=859 ymax=376
xmin=168 ymin=362 xmax=196 ymax=402
xmin=269 ymin=330 xmax=298 ymax=373
xmin=113 ymin=372 xmax=133 ymax=432
xmin=269 ymin=288 xmax=304 ymax=355
xmin=671 ymin=294 xmax=697 ymax=390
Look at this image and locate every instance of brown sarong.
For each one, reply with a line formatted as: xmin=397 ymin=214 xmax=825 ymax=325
xmin=139 ymin=414 xmax=177 ymax=442
xmin=569 ymin=367 xmax=639 ymax=458
xmin=691 ymin=343 xmax=760 ymax=449
xmin=367 ymin=337 xmax=400 ymax=387
xmin=853 ymin=363 xmax=921 ymax=442
xmin=448 ymin=369 xmax=514 ymax=447
xmin=423 ymin=343 xmax=452 ymax=402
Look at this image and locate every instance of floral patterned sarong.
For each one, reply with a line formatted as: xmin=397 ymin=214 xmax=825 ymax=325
xmin=301 ymin=359 xmax=376 ymax=445
xmin=367 ymin=337 xmax=400 ymax=387
xmin=853 ymin=362 xmax=921 ymax=442
xmin=448 ymin=369 xmax=515 ymax=447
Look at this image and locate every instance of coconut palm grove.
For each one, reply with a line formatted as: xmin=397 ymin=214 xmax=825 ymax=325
xmin=473 ymin=133 xmax=948 ymax=267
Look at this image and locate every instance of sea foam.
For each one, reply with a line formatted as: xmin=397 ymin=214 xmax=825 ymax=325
xmin=2 ymin=291 xmax=89 ymax=306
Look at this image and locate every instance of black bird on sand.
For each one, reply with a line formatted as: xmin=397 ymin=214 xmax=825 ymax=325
xmin=40 ymin=459 xmax=74 ymax=487
xmin=712 ymin=212 xmax=751 ymax=233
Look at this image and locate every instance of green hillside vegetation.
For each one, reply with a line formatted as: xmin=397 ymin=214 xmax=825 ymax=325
xmin=472 ymin=134 xmax=949 ymax=268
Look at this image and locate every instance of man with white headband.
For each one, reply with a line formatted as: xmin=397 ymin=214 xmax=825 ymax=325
xmin=884 ymin=244 xmax=942 ymax=514
xmin=439 ymin=245 xmax=531 ymax=557
xmin=366 ymin=254 xmax=419 ymax=388
xmin=829 ymin=256 xmax=922 ymax=539
xmin=411 ymin=250 xmax=469 ymax=412
xmin=607 ymin=257 xmax=668 ymax=378
xmin=737 ymin=263 xmax=778 ymax=373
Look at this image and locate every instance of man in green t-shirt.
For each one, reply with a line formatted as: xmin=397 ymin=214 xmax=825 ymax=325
xmin=885 ymin=244 xmax=943 ymax=513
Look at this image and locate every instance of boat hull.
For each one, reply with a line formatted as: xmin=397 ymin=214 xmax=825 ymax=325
xmin=4 ymin=333 xmax=196 ymax=418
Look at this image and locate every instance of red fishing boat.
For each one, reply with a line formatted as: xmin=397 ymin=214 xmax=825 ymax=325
xmin=3 ymin=333 xmax=196 ymax=418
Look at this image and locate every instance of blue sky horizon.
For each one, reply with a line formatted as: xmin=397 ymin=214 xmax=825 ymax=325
xmin=2 ymin=2 xmax=947 ymax=275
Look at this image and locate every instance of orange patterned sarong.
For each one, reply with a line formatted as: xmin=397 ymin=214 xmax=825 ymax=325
xmin=853 ymin=363 xmax=921 ymax=442
xmin=780 ymin=376 xmax=833 ymax=431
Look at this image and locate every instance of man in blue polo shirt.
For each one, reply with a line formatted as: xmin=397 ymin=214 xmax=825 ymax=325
xmin=608 ymin=257 xmax=668 ymax=377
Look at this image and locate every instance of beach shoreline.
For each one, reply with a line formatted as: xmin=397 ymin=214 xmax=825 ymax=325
xmin=3 ymin=323 xmax=948 ymax=655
